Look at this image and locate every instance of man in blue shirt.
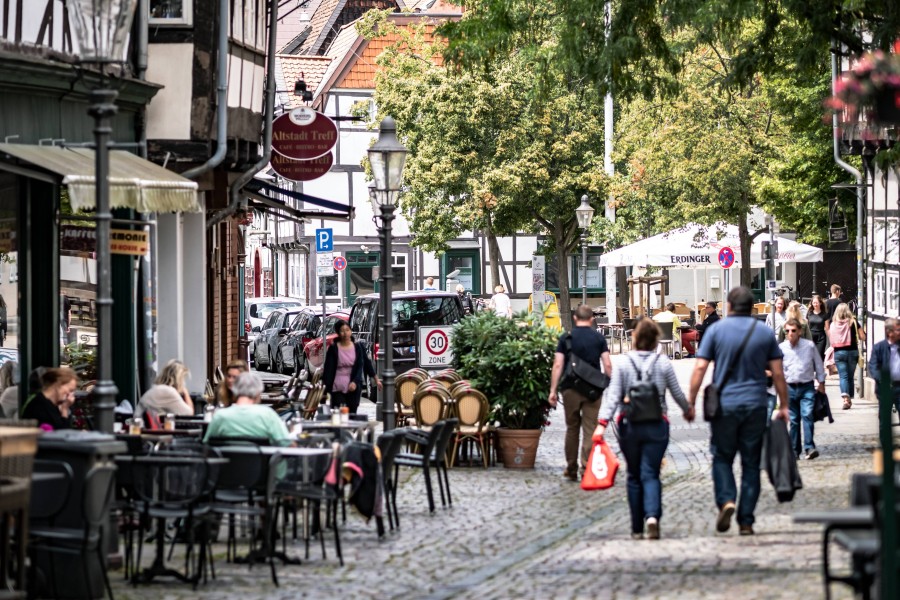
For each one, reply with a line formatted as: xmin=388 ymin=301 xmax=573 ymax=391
xmin=868 ymin=317 xmax=900 ymax=415
xmin=688 ymin=286 xmax=789 ymax=536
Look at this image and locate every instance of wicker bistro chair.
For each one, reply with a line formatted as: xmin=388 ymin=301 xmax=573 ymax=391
xmin=412 ymin=386 xmax=451 ymax=431
xmin=448 ymin=380 xmax=471 ymax=397
xmin=451 ymin=389 xmax=493 ymax=468
xmin=394 ymin=372 xmax=421 ymax=427
xmin=430 ymin=369 xmax=460 ymax=390
xmin=404 ymin=368 xmax=430 ymax=383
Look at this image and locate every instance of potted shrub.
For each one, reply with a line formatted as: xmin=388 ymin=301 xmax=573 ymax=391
xmin=827 ymin=48 xmax=900 ymax=126
xmin=451 ymin=311 xmax=557 ymax=468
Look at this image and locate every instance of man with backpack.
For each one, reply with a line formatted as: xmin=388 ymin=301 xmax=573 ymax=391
xmin=688 ymin=286 xmax=789 ymax=536
xmin=548 ymin=305 xmax=613 ymax=481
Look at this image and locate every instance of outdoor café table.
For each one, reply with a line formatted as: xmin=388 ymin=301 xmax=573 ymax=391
xmin=115 ymin=454 xmax=229 ymax=585
xmin=300 ymin=420 xmax=375 ymax=444
xmin=793 ymin=507 xmax=874 ymax=526
xmin=217 ymin=445 xmax=332 ymax=566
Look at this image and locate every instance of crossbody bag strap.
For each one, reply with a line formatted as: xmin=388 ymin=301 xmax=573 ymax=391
xmin=718 ymin=319 xmax=757 ymax=390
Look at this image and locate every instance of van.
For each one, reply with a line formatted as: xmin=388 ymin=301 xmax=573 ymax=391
xmin=349 ymin=291 xmax=466 ymax=396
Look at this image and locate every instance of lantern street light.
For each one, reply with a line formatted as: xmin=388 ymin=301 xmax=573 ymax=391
xmin=575 ymin=194 xmax=595 ymax=307
xmin=368 ymin=117 xmax=407 ymax=431
xmin=67 ymin=0 xmax=139 ymax=433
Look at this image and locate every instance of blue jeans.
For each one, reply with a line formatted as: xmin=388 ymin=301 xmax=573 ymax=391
xmin=710 ymin=403 xmax=768 ymax=527
xmin=788 ymin=382 xmax=816 ymax=455
xmin=619 ymin=420 xmax=669 ymax=534
xmin=833 ymin=349 xmax=858 ymax=397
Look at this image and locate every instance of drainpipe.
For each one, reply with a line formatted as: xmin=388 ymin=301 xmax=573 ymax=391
xmin=208 ymin=0 xmax=278 ymax=228
xmin=182 ymin=0 xmax=229 ymax=179
xmin=830 ymin=45 xmax=865 ymax=326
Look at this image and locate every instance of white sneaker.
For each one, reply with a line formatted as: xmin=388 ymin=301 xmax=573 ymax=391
xmin=646 ymin=517 xmax=659 ymax=540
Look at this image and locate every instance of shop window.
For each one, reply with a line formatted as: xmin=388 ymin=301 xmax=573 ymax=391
xmin=545 ymin=253 xmax=605 ymax=293
xmin=149 ymin=0 xmax=193 ymax=25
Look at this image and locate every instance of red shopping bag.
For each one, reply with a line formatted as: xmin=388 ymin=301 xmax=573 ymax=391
xmin=581 ymin=435 xmax=619 ymax=491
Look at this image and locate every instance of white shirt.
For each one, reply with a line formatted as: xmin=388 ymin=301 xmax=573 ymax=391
xmin=491 ymin=292 xmax=511 ymax=317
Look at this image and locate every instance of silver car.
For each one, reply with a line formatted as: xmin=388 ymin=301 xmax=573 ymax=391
xmin=252 ymin=308 xmax=301 ymax=372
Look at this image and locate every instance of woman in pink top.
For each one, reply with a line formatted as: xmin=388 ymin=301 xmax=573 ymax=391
xmin=323 ymin=320 xmax=380 ymax=414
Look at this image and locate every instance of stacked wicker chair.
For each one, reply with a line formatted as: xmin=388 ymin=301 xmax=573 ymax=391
xmin=449 ymin=385 xmax=493 ymax=468
xmin=394 ymin=370 xmax=429 ymax=427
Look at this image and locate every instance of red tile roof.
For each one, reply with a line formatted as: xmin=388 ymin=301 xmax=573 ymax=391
xmin=276 ymin=55 xmax=334 ymax=109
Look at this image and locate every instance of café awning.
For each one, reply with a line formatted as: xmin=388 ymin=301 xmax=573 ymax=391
xmin=243 ymin=179 xmax=354 ymax=222
xmin=0 ymin=144 xmax=200 ymax=213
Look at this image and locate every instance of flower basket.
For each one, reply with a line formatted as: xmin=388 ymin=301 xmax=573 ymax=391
xmin=827 ymin=49 xmax=900 ymax=127
xmin=874 ymin=85 xmax=900 ymax=125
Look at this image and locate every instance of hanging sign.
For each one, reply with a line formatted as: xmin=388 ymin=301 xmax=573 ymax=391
xmin=271 ymin=110 xmax=337 ymax=160
xmin=270 ymin=151 xmax=333 ymax=182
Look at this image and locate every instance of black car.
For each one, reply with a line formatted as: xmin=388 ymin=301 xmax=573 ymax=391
xmin=272 ymin=308 xmax=324 ymax=374
xmin=349 ymin=291 xmax=466 ymax=397
xmin=252 ymin=308 xmax=302 ymax=371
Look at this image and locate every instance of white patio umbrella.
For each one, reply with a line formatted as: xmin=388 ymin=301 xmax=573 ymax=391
xmin=598 ymin=222 xmax=822 ymax=268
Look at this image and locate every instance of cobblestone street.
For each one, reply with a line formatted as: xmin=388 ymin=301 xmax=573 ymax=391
xmin=111 ymin=359 xmax=879 ymax=599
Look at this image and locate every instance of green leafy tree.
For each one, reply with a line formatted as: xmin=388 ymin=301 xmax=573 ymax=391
xmin=367 ymin=13 xmax=609 ymax=328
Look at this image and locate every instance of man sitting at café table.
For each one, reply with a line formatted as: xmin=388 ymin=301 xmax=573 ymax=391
xmin=652 ymin=302 xmax=682 ymax=354
xmin=203 ymin=372 xmax=292 ymax=446
xmin=683 ymin=301 xmax=721 ymax=358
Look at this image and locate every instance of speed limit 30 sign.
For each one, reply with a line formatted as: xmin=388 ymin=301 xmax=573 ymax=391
xmin=418 ymin=326 xmax=454 ymax=368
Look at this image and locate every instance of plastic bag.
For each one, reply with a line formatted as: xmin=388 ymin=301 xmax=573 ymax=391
xmin=581 ymin=435 xmax=619 ymax=491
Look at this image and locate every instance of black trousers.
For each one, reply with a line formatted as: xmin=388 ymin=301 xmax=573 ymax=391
xmin=330 ymin=389 xmax=362 ymax=414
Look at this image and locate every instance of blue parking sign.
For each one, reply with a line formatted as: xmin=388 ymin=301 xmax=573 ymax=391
xmin=315 ymin=228 xmax=333 ymax=252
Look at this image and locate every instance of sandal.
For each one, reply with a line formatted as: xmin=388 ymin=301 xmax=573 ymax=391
xmin=842 ymin=397 xmax=852 ymax=410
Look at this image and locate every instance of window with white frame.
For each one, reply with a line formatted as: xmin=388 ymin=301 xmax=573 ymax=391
xmin=874 ymin=268 xmax=886 ymax=314
xmin=391 ymin=254 xmax=407 ymax=292
xmin=873 ymin=218 xmax=887 ymax=262
xmin=888 ymin=271 xmax=899 ymax=317
xmin=149 ymin=0 xmax=192 ymax=25
xmin=887 ymin=219 xmax=899 ymax=263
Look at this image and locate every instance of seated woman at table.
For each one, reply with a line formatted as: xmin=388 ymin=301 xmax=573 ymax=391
xmin=203 ymin=372 xmax=292 ymax=445
xmin=20 ymin=367 xmax=77 ymax=430
xmin=137 ymin=359 xmax=195 ymax=423
xmin=216 ymin=359 xmax=248 ymax=407
xmin=323 ymin=320 xmax=381 ymax=415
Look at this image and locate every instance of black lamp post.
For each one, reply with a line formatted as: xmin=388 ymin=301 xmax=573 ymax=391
xmin=575 ymin=194 xmax=595 ymax=307
xmin=368 ymin=117 xmax=407 ymax=431
xmin=68 ymin=0 xmax=139 ymax=433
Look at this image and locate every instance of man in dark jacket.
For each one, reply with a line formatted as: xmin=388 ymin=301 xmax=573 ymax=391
xmin=867 ymin=317 xmax=900 ymax=414
xmin=683 ymin=301 xmax=720 ymax=358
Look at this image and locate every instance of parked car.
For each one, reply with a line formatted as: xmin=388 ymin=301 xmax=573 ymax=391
xmin=271 ymin=308 xmax=326 ymax=375
xmin=301 ymin=310 xmax=352 ymax=374
xmin=252 ymin=307 xmax=302 ymax=371
xmin=348 ymin=291 xmax=466 ymax=398
xmin=246 ymin=296 xmax=302 ymax=360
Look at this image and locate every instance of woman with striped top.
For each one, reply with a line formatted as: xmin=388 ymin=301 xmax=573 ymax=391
xmin=594 ymin=319 xmax=694 ymax=540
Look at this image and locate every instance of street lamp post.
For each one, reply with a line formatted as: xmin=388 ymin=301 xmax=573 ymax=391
xmin=368 ymin=117 xmax=407 ymax=432
xmin=575 ymin=195 xmax=595 ymax=307
xmin=68 ymin=0 xmax=139 ymax=433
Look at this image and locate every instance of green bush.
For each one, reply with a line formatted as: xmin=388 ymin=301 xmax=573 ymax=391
xmin=451 ymin=311 xmax=558 ymax=429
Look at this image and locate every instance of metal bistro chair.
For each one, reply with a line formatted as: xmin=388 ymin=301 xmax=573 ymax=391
xmin=375 ymin=431 xmax=406 ymax=531
xmin=394 ymin=419 xmax=458 ymax=513
xmin=28 ymin=464 xmax=116 ymax=600
xmin=657 ymin=324 xmax=678 ymax=359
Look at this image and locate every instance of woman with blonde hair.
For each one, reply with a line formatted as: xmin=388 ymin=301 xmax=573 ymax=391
xmin=765 ymin=296 xmax=788 ymax=338
xmin=137 ymin=359 xmax=194 ymax=420
xmin=829 ymin=303 xmax=866 ymax=410
xmin=777 ymin=302 xmax=811 ymax=343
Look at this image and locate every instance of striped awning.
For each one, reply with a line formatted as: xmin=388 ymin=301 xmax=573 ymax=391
xmin=0 ymin=144 xmax=200 ymax=213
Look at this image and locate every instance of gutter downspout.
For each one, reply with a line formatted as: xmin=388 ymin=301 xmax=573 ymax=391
xmin=208 ymin=0 xmax=278 ymax=228
xmin=830 ymin=44 xmax=865 ymax=393
xmin=182 ymin=0 xmax=229 ymax=179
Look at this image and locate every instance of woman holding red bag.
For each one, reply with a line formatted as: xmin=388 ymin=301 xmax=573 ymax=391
xmin=594 ymin=319 xmax=694 ymax=540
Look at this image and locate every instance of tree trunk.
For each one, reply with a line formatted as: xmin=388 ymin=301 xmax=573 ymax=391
xmin=554 ymin=220 xmax=573 ymax=331
xmin=738 ymin=210 xmax=752 ymax=289
xmin=485 ymin=211 xmax=502 ymax=296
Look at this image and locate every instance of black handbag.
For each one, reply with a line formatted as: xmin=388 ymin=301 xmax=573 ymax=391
xmin=703 ymin=320 xmax=757 ymax=421
xmin=561 ymin=335 xmax=610 ymax=401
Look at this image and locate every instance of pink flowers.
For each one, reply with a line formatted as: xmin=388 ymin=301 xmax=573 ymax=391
xmin=826 ymin=47 xmax=900 ymax=127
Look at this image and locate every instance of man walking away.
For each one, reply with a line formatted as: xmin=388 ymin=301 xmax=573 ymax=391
xmin=868 ymin=318 xmax=900 ymax=416
xmin=688 ymin=286 xmax=789 ymax=536
xmin=780 ymin=318 xmax=826 ymax=460
xmin=548 ymin=304 xmax=613 ymax=481
xmin=824 ymin=284 xmax=843 ymax=331
xmin=423 ymin=276 xmax=437 ymax=290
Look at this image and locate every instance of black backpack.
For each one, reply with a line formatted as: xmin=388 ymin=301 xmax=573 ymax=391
xmin=624 ymin=354 xmax=663 ymax=423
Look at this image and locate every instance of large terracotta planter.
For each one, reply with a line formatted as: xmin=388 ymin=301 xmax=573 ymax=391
xmin=496 ymin=428 xmax=542 ymax=468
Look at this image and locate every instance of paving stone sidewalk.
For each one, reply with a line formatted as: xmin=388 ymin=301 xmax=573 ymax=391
xmin=111 ymin=359 xmax=880 ymax=599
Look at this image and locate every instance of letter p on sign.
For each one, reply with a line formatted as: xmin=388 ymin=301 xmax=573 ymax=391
xmin=315 ymin=228 xmax=333 ymax=252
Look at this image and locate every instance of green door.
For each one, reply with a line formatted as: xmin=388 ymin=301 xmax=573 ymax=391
xmin=345 ymin=252 xmax=381 ymax=305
